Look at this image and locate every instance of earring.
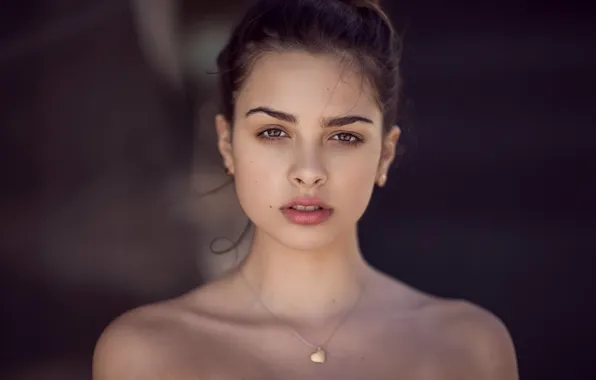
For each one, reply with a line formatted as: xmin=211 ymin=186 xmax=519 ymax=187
xmin=377 ymin=173 xmax=387 ymax=187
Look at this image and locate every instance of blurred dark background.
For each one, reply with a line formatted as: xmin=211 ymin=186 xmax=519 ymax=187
xmin=1 ymin=0 xmax=594 ymax=379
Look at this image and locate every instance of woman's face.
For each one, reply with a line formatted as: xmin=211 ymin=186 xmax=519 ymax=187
xmin=216 ymin=51 xmax=399 ymax=250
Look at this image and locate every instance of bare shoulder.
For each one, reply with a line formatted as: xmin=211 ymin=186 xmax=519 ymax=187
xmin=370 ymin=271 xmax=518 ymax=379
xmin=92 ymin=296 xmax=205 ymax=380
xmin=434 ymin=300 xmax=518 ymax=380
xmin=419 ymin=298 xmax=519 ymax=380
xmin=92 ymin=278 xmax=240 ymax=380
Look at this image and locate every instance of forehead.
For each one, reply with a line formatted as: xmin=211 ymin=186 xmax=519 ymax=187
xmin=236 ymin=51 xmax=380 ymax=119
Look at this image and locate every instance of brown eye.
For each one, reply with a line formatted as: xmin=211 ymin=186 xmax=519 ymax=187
xmin=258 ymin=128 xmax=288 ymax=139
xmin=331 ymin=132 xmax=361 ymax=144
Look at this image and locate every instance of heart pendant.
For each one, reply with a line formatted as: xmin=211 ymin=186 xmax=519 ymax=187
xmin=310 ymin=347 xmax=326 ymax=364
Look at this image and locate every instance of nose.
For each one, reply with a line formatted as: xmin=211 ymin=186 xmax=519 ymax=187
xmin=288 ymin=146 xmax=328 ymax=188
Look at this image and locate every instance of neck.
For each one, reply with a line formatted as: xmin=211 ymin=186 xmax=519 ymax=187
xmin=234 ymin=226 xmax=370 ymax=322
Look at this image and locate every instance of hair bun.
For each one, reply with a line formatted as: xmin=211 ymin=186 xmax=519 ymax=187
xmin=341 ymin=0 xmax=382 ymax=8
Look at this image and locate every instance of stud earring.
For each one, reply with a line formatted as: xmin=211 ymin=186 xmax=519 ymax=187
xmin=377 ymin=173 xmax=387 ymax=187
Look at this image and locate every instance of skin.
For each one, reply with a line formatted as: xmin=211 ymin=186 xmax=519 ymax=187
xmin=93 ymin=51 xmax=519 ymax=379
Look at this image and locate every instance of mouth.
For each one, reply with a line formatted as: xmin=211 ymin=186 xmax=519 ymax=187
xmin=288 ymin=204 xmax=325 ymax=211
xmin=280 ymin=197 xmax=333 ymax=225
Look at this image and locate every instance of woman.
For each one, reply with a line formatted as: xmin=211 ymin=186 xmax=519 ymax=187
xmin=93 ymin=0 xmax=519 ymax=378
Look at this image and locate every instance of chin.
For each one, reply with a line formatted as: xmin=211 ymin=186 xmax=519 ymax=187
xmin=276 ymin=234 xmax=338 ymax=252
xmin=264 ymin=222 xmax=346 ymax=252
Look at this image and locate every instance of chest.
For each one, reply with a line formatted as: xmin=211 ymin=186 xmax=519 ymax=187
xmin=167 ymin=311 xmax=478 ymax=380
xmin=173 ymin=333 xmax=473 ymax=380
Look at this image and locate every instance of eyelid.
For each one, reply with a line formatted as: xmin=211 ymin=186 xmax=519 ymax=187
xmin=256 ymin=124 xmax=286 ymax=132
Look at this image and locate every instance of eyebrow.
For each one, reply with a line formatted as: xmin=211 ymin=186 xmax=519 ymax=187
xmin=245 ymin=106 xmax=373 ymax=127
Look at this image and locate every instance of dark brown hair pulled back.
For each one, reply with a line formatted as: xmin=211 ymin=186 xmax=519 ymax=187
xmin=216 ymin=0 xmax=402 ymax=133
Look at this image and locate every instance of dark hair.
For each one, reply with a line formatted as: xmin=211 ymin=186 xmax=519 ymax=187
xmin=216 ymin=0 xmax=402 ymax=133
xmin=208 ymin=0 xmax=404 ymax=256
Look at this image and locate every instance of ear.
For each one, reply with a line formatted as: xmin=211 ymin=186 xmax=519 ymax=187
xmin=377 ymin=125 xmax=401 ymax=186
xmin=215 ymin=114 xmax=235 ymax=175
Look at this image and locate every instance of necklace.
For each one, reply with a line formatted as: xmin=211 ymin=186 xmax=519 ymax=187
xmin=239 ymin=269 xmax=365 ymax=364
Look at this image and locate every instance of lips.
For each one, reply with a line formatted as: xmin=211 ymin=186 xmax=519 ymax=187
xmin=281 ymin=196 xmax=331 ymax=210
xmin=280 ymin=196 xmax=333 ymax=226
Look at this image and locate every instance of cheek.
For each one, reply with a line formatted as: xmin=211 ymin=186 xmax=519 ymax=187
xmin=326 ymin=146 xmax=380 ymax=212
xmin=231 ymin=135 xmax=288 ymax=210
xmin=328 ymin=139 xmax=381 ymax=177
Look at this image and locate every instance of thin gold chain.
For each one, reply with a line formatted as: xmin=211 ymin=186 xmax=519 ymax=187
xmin=239 ymin=269 xmax=365 ymax=350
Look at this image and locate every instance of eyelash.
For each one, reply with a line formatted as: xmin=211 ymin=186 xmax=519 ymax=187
xmin=257 ymin=128 xmax=363 ymax=146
